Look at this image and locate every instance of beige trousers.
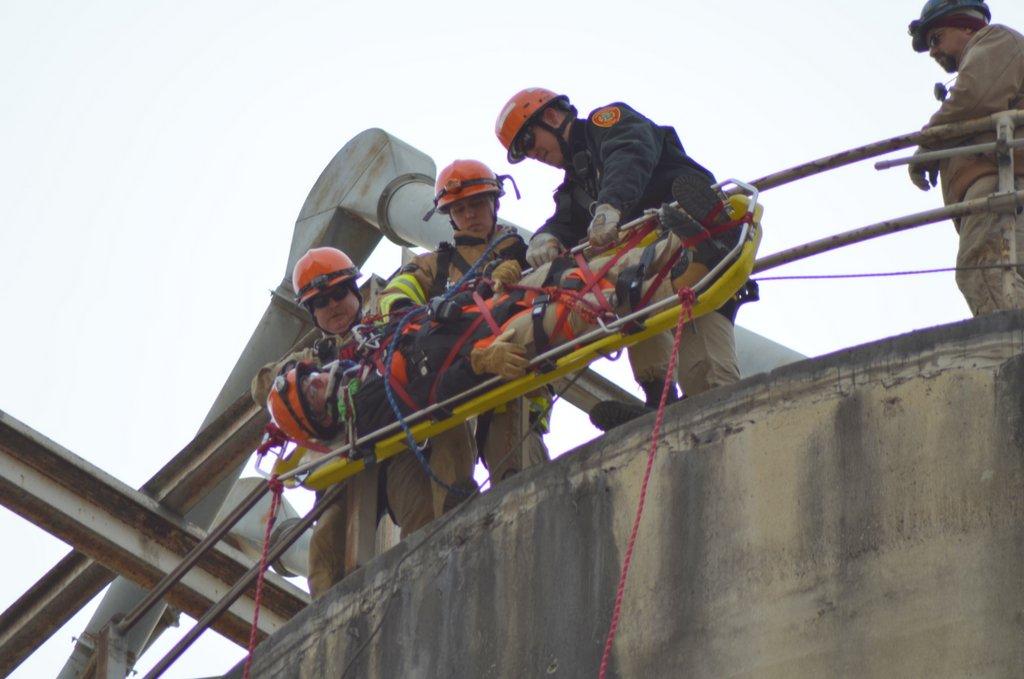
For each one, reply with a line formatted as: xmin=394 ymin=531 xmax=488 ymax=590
xmin=479 ymin=397 xmax=549 ymax=483
xmin=306 ymin=487 xmax=349 ymax=600
xmin=675 ymin=311 xmax=740 ymax=397
xmin=955 ymin=175 xmax=1024 ymax=316
xmin=385 ymin=422 xmax=476 ymax=536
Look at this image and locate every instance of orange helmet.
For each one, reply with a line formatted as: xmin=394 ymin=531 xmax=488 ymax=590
xmin=433 ymin=159 xmax=505 ymax=214
xmin=266 ymin=362 xmax=339 ymax=442
xmin=292 ymin=247 xmax=360 ymax=305
xmin=495 ymin=88 xmax=570 ymax=164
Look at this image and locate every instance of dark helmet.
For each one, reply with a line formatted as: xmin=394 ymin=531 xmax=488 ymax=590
xmin=909 ymin=0 xmax=990 ymax=52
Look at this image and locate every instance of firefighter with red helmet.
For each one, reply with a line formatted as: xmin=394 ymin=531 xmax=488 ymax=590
xmin=379 ymin=159 xmax=549 ymax=486
xmin=495 ymin=88 xmax=741 ymax=427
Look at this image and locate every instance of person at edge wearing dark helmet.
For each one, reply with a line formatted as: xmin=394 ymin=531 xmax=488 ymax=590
xmin=250 ymin=248 xmax=452 ymax=599
xmin=495 ymin=88 xmax=743 ymax=430
xmin=906 ymin=0 xmax=1024 ymax=315
xmin=378 ymin=159 xmax=549 ymax=487
xmin=267 ymin=191 xmax=736 ymax=465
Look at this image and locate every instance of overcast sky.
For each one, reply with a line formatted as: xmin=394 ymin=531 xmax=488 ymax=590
xmin=2 ymin=1 xmax=1022 ymax=676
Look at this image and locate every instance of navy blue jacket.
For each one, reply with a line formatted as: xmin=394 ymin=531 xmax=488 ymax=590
xmin=536 ymin=102 xmax=714 ymax=247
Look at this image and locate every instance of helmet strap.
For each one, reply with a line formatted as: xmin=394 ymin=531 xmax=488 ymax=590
xmin=533 ymin=104 xmax=577 ymax=168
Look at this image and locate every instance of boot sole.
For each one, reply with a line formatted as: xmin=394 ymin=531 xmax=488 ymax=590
xmin=671 ymin=173 xmax=721 ymax=226
xmin=588 ymin=400 xmax=652 ymax=432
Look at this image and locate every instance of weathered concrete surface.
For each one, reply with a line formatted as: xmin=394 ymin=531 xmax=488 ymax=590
xmin=229 ymin=312 xmax=1024 ymax=678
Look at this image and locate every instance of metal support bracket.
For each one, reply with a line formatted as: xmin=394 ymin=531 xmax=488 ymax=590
xmin=95 ymin=622 xmax=132 ymax=679
xmin=995 ymin=115 xmax=1019 ymax=299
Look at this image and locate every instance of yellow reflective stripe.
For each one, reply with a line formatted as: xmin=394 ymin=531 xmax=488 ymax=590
xmin=388 ymin=274 xmax=427 ymax=304
xmin=378 ymin=293 xmax=406 ymax=317
xmin=528 ymin=395 xmax=552 ymax=433
xmin=379 ymin=274 xmax=427 ymax=316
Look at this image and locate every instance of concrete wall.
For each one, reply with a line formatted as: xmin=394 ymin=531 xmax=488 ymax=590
xmin=230 ymin=312 xmax=1024 ymax=678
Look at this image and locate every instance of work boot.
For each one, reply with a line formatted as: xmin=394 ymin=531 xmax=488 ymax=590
xmin=671 ymin=173 xmax=726 ymax=227
xmin=588 ymin=380 xmax=680 ymax=432
xmin=661 ymin=174 xmax=732 ymax=290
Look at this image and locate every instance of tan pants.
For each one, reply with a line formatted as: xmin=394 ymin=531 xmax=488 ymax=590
xmin=955 ymin=175 xmax=1024 ymax=316
xmin=675 ymin=310 xmax=740 ymax=397
xmin=627 ymin=332 xmax=674 ymax=384
xmin=306 ymin=487 xmax=349 ymax=600
xmin=510 ymin=232 xmax=740 ymax=397
xmin=385 ymin=422 xmax=476 ymax=536
xmin=479 ymin=397 xmax=549 ymax=483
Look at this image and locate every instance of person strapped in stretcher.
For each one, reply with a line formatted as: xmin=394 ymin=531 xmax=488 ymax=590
xmin=266 ymin=177 xmax=750 ymax=457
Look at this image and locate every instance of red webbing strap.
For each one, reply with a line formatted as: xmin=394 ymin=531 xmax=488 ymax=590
xmin=472 ymin=290 xmax=503 ymax=336
xmin=572 ymin=220 xmax=655 ymax=317
xmin=637 ymin=245 xmax=685 ymax=309
xmin=428 ymin=314 xmax=486 ymax=405
xmin=547 ymin=295 xmax=580 ymax=346
xmin=373 ymin=351 xmax=421 ymax=413
xmin=572 ymin=251 xmax=617 ymax=317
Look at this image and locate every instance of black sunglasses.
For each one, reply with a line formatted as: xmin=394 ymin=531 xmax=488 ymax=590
xmin=512 ymin=125 xmax=536 ymax=158
xmin=308 ymin=285 xmax=351 ymax=310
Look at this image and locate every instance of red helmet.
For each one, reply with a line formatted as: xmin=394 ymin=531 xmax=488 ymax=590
xmin=495 ymin=88 xmax=570 ymax=164
xmin=433 ymin=159 xmax=505 ymax=214
xmin=292 ymin=247 xmax=360 ymax=305
xmin=266 ymin=362 xmax=338 ymax=442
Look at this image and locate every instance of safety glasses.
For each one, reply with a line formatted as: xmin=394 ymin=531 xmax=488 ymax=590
xmin=512 ymin=125 xmax=536 ymax=159
xmin=308 ymin=284 xmax=351 ymax=310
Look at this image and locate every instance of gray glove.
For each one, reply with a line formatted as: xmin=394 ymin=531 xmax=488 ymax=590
xmin=908 ymin=149 xmax=939 ymax=192
xmin=526 ymin=232 xmax=562 ymax=268
xmin=587 ymin=203 xmax=622 ymax=247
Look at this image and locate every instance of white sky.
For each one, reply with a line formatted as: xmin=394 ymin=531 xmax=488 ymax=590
xmin=2 ymin=1 xmax=1021 ymax=676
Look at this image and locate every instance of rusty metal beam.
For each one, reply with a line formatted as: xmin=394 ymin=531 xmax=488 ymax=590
xmin=0 ymin=551 xmax=112 ymax=677
xmin=0 ymin=410 xmax=307 ymax=655
xmin=0 ymin=391 xmax=270 ymax=676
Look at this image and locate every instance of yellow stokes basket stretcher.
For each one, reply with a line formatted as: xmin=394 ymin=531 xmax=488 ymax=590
xmin=267 ymin=185 xmax=764 ymax=491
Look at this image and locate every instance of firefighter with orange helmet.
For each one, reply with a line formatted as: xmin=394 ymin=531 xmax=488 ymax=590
xmin=378 ymin=159 xmax=549 ymax=485
xmin=255 ymin=245 xmax=480 ymax=597
xmin=495 ymin=88 xmax=742 ymax=426
xmin=248 ymin=246 xmax=367 ymax=600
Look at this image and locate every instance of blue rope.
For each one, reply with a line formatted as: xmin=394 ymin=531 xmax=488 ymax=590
xmin=380 ymin=231 xmax=521 ymax=494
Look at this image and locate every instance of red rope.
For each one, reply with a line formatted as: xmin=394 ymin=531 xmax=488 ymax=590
xmin=243 ymin=476 xmax=284 ymax=679
xmin=597 ymin=288 xmax=695 ymax=679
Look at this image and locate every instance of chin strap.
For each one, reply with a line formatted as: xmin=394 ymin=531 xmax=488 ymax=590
xmin=533 ymin=106 xmax=576 ymax=168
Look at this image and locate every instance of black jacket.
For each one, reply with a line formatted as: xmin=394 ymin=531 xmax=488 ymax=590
xmin=536 ymin=102 xmax=714 ymax=248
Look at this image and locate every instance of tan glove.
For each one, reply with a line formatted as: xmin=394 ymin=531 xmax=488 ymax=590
xmin=490 ymin=259 xmax=522 ymax=294
xmin=250 ymin=347 xmax=316 ymax=405
xmin=587 ymin=203 xmax=622 ymax=247
xmin=908 ymin=149 xmax=939 ymax=192
xmin=470 ymin=328 xmax=529 ymax=379
xmin=526 ymin=233 xmax=562 ymax=268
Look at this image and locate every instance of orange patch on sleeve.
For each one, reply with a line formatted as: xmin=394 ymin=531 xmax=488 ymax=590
xmin=590 ymin=106 xmax=622 ymax=128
